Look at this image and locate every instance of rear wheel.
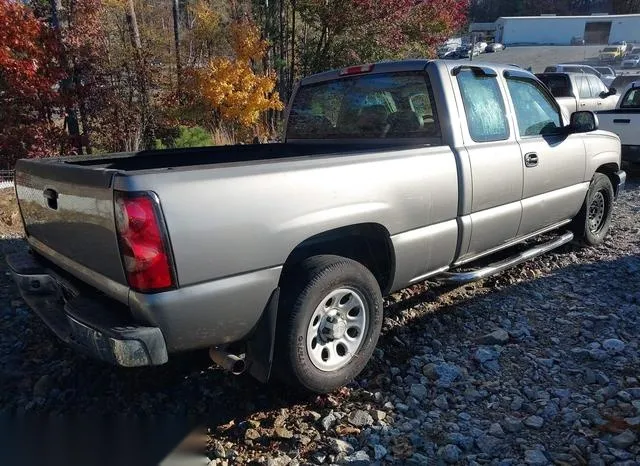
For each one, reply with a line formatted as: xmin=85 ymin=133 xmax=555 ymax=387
xmin=571 ymin=173 xmax=614 ymax=246
xmin=275 ymin=255 xmax=383 ymax=393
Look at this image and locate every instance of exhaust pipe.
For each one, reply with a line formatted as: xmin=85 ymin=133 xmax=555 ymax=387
xmin=209 ymin=348 xmax=246 ymax=375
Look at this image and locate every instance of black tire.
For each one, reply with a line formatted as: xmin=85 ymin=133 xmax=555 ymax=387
xmin=275 ymin=255 xmax=383 ymax=393
xmin=571 ymin=173 xmax=614 ymax=246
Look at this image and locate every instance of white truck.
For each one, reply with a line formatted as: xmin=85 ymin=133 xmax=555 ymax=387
xmin=597 ymin=80 xmax=640 ymax=165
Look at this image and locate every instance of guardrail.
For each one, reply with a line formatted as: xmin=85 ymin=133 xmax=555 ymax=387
xmin=0 ymin=170 xmax=14 ymax=189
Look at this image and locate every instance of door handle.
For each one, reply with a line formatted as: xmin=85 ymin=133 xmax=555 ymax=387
xmin=524 ymin=152 xmax=539 ymax=167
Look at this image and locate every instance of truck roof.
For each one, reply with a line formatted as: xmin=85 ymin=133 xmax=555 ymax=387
xmin=299 ymin=59 xmax=527 ymax=86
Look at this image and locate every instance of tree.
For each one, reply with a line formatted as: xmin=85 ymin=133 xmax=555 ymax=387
xmin=197 ymin=20 xmax=284 ymax=128
xmin=0 ymin=0 xmax=63 ymax=166
xmin=612 ymin=0 xmax=640 ymax=13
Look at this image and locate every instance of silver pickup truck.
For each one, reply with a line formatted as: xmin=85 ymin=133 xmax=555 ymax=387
xmin=8 ymin=60 xmax=625 ymax=393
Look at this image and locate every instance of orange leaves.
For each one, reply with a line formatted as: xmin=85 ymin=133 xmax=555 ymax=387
xmin=197 ymin=20 xmax=283 ymax=127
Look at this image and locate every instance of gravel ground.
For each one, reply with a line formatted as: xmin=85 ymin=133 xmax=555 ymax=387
xmin=1 ymin=179 xmax=640 ymax=465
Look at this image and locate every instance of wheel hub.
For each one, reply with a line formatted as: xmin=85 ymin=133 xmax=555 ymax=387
xmin=320 ymin=314 xmax=347 ymax=340
xmin=588 ymin=190 xmax=606 ymax=233
xmin=306 ymin=287 xmax=368 ymax=372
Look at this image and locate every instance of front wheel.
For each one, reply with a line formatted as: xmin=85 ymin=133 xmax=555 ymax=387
xmin=275 ymin=255 xmax=383 ymax=393
xmin=571 ymin=173 xmax=614 ymax=246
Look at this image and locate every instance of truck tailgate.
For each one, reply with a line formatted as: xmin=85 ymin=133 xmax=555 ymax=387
xmin=14 ymin=158 xmax=127 ymax=285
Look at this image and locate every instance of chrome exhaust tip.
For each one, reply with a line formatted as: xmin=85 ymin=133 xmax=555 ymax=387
xmin=209 ymin=348 xmax=246 ymax=375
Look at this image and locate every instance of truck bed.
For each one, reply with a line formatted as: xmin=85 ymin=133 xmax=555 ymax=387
xmin=63 ymin=142 xmax=421 ymax=172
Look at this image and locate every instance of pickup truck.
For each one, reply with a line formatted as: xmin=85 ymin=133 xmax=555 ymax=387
xmin=597 ymin=80 xmax=640 ymax=165
xmin=7 ymin=60 xmax=626 ymax=393
xmin=536 ymin=72 xmax=619 ymax=116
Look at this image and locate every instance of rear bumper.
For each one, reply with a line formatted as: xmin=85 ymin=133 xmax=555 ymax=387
xmin=6 ymin=250 xmax=168 ymax=367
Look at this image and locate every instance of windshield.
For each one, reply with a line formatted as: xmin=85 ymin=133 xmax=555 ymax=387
xmin=603 ymin=47 xmax=618 ymax=52
xmin=287 ymin=72 xmax=441 ymax=141
xmin=595 ymin=67 xmax=614 ymax=75
xmin=626 ymin=55 xmax=639 ymax=60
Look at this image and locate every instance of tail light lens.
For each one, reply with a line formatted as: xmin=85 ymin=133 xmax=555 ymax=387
xmin=114 ymin=191 xmax=176 ymax=292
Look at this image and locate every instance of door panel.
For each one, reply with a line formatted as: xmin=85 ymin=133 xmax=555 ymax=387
xmin=503 ymin=73 xmax=587 ymax=237
xmin=452 ymin=67 xmax=523 ymax=260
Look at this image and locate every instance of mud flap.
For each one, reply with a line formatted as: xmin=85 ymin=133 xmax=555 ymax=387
xmin=246 ymin=288 xmax=279 ymax=383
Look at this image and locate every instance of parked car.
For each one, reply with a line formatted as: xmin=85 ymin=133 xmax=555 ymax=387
xmin=571 ymin=36 xmax=586 ymax=46
xmin=597 ymin=81 xmax=640 ymax=165
xmin=536 ymin=72 xmax=619 ymax=116
xmin=485 ymin=43 xmax=505 ymax=53
xmin=621 ymin=54 xmax=640 ymax=68
xmin=593 ymin=66 xmax=617 ymax=87
xmin=629 ymin=46 xmax=640 ymax=56
xmin=7 ymin=60 xmax=625 ymax=393
xmin=476 ymin=41 xmax=488 ymax=53
xmin=599 ymin=46 xmax=623 ymax=63
xmin=611 ymin=74 xmax=640 ymax=90
xmin=544 ymin=64 xmax=602 ymax=78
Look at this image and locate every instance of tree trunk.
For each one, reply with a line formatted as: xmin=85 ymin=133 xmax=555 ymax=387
xmin=289 ymin=0 xmax=296 ymax=100
xmin=173 ymin=0 xmax=183 ymax=101
xmin=125 ymin=0 xmax=153 ymax=150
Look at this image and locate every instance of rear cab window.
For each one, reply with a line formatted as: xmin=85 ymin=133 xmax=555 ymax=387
xmin=536 ymin=74 xmax=573 ymax=98
xmin=286 ymin=71 xmax=442 ymax=142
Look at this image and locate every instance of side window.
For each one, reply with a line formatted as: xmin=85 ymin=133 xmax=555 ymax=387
xmin=456 ymin=70 xmax=509 ymax=142
xmin=587 ymin=75 xmax=607 ymax=96
xmin=576 ymin=76 xmax=592 ymax=99
xmin=506 ymin=77 xmax=562 ymax=137
xmin=621 ymin=88 xmax=640 ymax=108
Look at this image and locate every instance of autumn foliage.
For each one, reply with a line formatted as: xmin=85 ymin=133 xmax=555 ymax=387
xmin=197 ymin=20 xmax=284 ymax=127
xmin=1 ymin=0 xmax=470 ymax=162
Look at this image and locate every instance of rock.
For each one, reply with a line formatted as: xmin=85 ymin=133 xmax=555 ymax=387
xmin=595 ymin=371 xmax=610 ymax=385
xmin=423 ymin=362 xmax=463 ymax=388
xmin=439 ymin=444 xmax=462 ymax=464
xmin=602 ymin=338 xmax=625 ymax=354
xmin=447 ymin=433 xmax=474 ymax=451
xmin=244 ymin=428 xmax=260 ymax=441
xmin=626 ymin=387 xmax=640 ymax=399
xmin=489 ymin=422 xmax=505 ymax=437
xmin=589 ymin=349 xmax=608 ymax=361
xmin=610 ymin=430 xmax=637 ymax=449
xmin=503 ymin=416 xmax=523 ymax=433
xmin=274 ymin=427 xmax=293 ymax=439
xmin=475 ymin=435 xmax=501 ymax=456
xmin=523 ymin=415 xmax=544 ymax=429
xmin=372 ymin=444 xmax=387 ymax=461
xmin=310 ymin=452 xmax=326 ymax=464
xmin=321 ymin=413 xmax=336 ymax=431
xmin=474 ymin=347 xmax=499 ymax=363
xmin=407 ymin=453 xmax=431 ymax=465
xmin=510 ymin=396 xmax=524 ymax=411
xmin=524 ymin=449 xmax=549 ymax=465
xmin=372 ymin=410 xmax=386 ymax=422
xmin=329 ymin=438 xmax=354 ymax=455
xmin=33 ymin=374 xmax=52 ymax=398
xmin=609 ymin=448 xmax=633 ymax=460
xmin=342 ymin=450 xmax=370 ymax=465
xmin=410 ymin=384 xmax=428 ymax=400
xmin=434 ymin=394 xmax=449 ymax=410
xmin=308 ymin=411 xmax=322 ymax=422
xmin=479 ymin=328 xmax=510 ymax=345
xmin=347 ymin=409 xmax=373 ymax=427
xmin=266 ymin=455 xmax=291 ymax=466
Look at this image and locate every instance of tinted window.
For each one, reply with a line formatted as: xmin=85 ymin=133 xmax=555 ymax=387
xmin=576 ymin=76 xmax=593 ymax=98
xmin=456 ymin=70 xmax=509 ymax=142
xmin=544 ymin=66 xmax=557 ymax=72
xmin=537 ymin=74 xmax=572 ymax=98
xmin=506 ymin=77 xmax=562 ymax=136
xmin=621 ymin=88 xmax=640 ymax=108
xmin=287 ymin=72 xmax=441 ymax=140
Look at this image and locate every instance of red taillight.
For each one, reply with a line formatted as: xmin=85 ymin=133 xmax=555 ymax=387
xmin=339 ymin=64 xmax=375 ymax=76
xmin=114 ymin=192 xmax=175 ymax=292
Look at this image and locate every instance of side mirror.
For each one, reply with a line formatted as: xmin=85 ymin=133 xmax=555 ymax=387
xmin=609 ymin=87 xmax=617 ymax=95
xmin=570 ymin=111 xmax=599 ymax=133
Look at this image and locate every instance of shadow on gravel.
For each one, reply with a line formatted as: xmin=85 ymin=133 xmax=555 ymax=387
xmin=1 ymin=231 xmax=639 ymax=463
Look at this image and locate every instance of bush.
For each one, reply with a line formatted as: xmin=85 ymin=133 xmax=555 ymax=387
xmin=154 ymin=126 xmax=213 ymax=149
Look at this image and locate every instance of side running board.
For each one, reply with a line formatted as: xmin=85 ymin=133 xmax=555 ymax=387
xmin=439 ymin=231 xmax=574 ymax=285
